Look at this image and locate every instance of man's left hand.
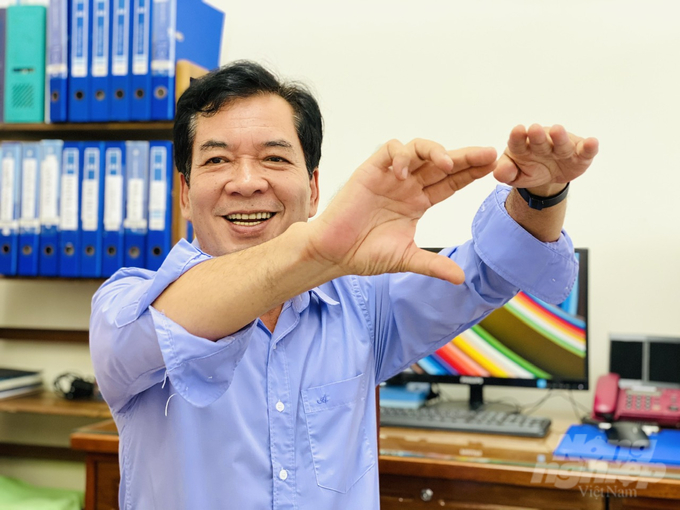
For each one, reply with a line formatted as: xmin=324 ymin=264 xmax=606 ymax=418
xmin=494 ymin=124 xmax=599 ymax=195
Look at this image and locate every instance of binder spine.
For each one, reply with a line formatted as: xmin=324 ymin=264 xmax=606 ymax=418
xmin=146 ymin=141 xmax=172 ymax=270
xmin=18 ymin=143 xmax=41 ymax=276
xmin=102 ymin=142 xmax=125 ymax=276
xmin=150 ymin=0 xmax=175 ymax=120
xmin=0 ymin=143 xmax=22 ymax=275
xmin=80 ymin=142 xmax=105 ymax=277
xmin=123 ymin=141 xmax=148 ymax=268
xmin=39 ymin=140 xmax=63 ymax=276
xmin=68 ymin=0 xmax=90 ymax=122
xmin=90 ymin=0 xmax=110 ymax=122
xmin=0 ymin=9 xmax=6 ymax=123
xmin=4 ymin=6 xmax=47 ymax=123
xmin=109 ymin=0 xmax=131 ymax=121
xmin=129 ymin=0 xmax=151 ymax=120
xmin=48 ymin=0 xmax=69 ymax=123
xmin=59 ymin=143 xmax=82 ymax=276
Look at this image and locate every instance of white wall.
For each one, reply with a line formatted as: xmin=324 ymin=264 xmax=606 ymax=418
xmin=2 ymin=0 xmax=680 ymax=486
xmin=211 ymin=0 xmax=680 ymax=412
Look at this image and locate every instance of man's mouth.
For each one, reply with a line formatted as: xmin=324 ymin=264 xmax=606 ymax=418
xmin=225 ymin=212 xmax=276 ymax=226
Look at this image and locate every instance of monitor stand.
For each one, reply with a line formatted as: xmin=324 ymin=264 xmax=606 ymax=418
xmin=429 ymin=384 xmax=517 ymax=413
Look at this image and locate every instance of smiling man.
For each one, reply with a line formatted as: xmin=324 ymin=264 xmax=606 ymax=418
xmin=90 ymin=60 xmax=598 ymax=509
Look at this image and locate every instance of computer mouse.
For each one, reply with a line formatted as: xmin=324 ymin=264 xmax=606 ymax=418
xmin=605 ymin=421 xmax=650 ymax=448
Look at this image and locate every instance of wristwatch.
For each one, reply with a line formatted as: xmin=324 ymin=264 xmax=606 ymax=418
xmin=517 ymin=183 xmax=569 ymax=211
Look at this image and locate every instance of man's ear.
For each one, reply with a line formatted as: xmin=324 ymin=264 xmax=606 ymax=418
xmin=308 ymin=168 xmax=320 ymax=218
xmin=179 ymin=173 xmax=192 ymax=221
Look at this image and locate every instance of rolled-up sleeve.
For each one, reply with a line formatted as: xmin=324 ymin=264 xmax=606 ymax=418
xmin=473 ymin=185 xmax=578 ymax=304
xmin=90 ymin=239 xmax=256 ymax=413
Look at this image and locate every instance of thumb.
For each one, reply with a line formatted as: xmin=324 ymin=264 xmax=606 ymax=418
xmin=405 ymin=249 xmax=466 ymax=285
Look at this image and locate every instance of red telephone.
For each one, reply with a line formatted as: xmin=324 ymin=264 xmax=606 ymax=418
xmin=593 ymin=373 xmax=680 ymax=427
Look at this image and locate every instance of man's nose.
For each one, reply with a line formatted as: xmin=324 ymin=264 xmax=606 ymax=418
xmin=224 ymin=159 xmax=269 ymax=196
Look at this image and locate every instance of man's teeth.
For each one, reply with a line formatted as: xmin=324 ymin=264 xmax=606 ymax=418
xmin=226 ymin=212 xmax=274 ymax=225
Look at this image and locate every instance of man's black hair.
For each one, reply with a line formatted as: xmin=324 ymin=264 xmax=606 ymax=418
xmin=174 ymin=60 xmax=323 ymax=185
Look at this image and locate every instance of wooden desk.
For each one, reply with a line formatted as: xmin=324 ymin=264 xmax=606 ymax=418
xmin=71 ymin=419 xmax=680 ymax=510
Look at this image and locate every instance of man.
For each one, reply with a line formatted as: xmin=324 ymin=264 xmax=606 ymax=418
xmin=90 ymin=60 xmax=598 ymax=509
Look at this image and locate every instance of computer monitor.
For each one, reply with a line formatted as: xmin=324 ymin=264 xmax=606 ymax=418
xmin=387 ymin=247 xmax=589 ymax=410
xmin=610 ymin=334 xmax=680 ymax=387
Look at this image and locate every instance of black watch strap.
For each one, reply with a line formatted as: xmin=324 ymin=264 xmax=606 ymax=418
xmin=517 ymin=183 xmax=569 ymax=211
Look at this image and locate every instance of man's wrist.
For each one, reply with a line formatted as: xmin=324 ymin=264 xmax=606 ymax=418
xmin=524 ymin=182 xmax=569 ymax=197
xmin=516 ymin=183 xmax=569 ymax=211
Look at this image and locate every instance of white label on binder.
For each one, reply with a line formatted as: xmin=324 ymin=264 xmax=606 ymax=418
xmin=82 ymin=180 xmax=99 ymax=231
xmin=21 ymin=159 xmax=38 ymax=220
xmin=40 ymin=155 xmax=60 ymax=226
xmin=1 ymin=157 xmax=15 ymax=223
xmin=60 ymin=174 xmax=79 ymax=231
xmin=104 ymin=174 xmax=123 ymax=231
xmin=124 ymin=178 xmax=146 ymax=229
xmin=148 ymin=180 xmax=166 ymax=230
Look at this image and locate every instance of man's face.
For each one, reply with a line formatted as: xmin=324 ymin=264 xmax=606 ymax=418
xmin=181 ymin=94 xmax=320 ymax=257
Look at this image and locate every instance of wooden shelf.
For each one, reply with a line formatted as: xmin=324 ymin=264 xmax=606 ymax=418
xmin=0 ymin=121 xmax=173 ymax=141
xmin=0 ymin=390 xmax=110 ymax=419
xmin=0 ymin=328 xmax=89 ymax=343
xmin=0 ymin=442 xmax=85 ymax=462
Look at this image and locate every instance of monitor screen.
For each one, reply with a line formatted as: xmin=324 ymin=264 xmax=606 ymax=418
xmin=388 ymin=248 xmax=589 ymax=407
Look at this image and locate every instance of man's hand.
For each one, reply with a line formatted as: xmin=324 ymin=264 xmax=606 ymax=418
xmin=494 ymin=124 xmax=599 ymax=195
xmin=308 ymin=139 xmax=497 ymax=285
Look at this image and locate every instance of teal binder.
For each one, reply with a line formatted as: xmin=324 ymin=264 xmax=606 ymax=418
xmin=4 ymin=5 xmax=46 ymax=123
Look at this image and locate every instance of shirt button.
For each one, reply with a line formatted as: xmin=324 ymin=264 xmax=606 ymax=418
xmin=275 ymin=401 xmax=285 ymax=412
xmin=279 ymin=469 xmax=288 ymax=481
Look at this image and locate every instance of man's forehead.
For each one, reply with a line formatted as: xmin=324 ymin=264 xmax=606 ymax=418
xmin=193 ymin=95 xmax=300 ymax=148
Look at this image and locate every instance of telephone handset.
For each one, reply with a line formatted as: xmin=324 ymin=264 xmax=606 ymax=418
xmin=592 ymin=373 xmax=680 ymax=427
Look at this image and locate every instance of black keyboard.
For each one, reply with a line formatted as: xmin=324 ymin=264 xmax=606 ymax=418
xmin=380 ymin=406 xmax=551 ymax=437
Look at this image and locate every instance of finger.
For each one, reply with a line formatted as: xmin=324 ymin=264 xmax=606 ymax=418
xmin=424 ymin=162 xmax=496 ymax=205
xmin=365 ymin=139 xmax=411 ymax=180
xmin=507 ymin=125 xmax=530 ymax=156
xmin=549 ymin=125 xmax=574 ymax=159
xmin=448 ymin=146 xmax=497 ymax=171
xmin=527 ymin=123 xmax=553 ymax=157
xmin=577 ymin=137 xmax=599 ymax=160
xmin=414 ymin=146 xmax=496 ymax=188
xmin=492 ymin=155 xmax=520 ymax=185
xmin=407 ymin=138 xmax=454 ymax=172
xmin=405 ymin=249 xmax=466 ymax=285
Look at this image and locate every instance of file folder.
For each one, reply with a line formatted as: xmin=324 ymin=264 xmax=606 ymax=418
xmin=151 ymin=0 xmax=224 ymax=120
xmin=90 ymin=0 xmax=110 ymax=121
xmin=0 ymin=8 xmax=6 ymax=123
xmin=47 ymin=0 xmax=70 ymax=123
xmin=0 ymin=143 xmax=22 ymax=275
xmin=109 ymin=0 xmax=132 ymax=121
xmin=130 ymin=0 xmax=152 ymax=121
xmin=80 ymin=142 xmax=105 ymax=277
xmin=59 ymin=142 xmax=82 ymax=277
xmin=146 ymin=141 xmax=172 ymax=270
xmin=4 ymin=5 xmax=47 ymax=123
xmin=123 ymin=141 xmax=149 ymax=268
xmin=18 ymin=143 xmax=41 ymax=276
xmin=68 ymin=0 xmax=90 ymax=122
xmin=102 ymin=142 xmax=126 ymax=277
xmin=38 ymin=140 xmax=64 ymax=276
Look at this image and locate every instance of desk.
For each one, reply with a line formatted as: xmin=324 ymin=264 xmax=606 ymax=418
xmin=71 ymin=419 xmax=680 ymax=510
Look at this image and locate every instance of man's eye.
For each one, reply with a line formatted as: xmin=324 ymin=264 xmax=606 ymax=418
xmin=265 ymin=156 xmax=290 ymax=164
xmin=206 ymin=156 xmax=226 ymax=165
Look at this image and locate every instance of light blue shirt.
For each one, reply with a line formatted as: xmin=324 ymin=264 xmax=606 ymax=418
xmin=90 ymin=186 xmax=578 ymax=510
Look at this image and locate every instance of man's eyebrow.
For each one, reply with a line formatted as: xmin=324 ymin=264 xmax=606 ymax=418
xmin=198 ymin=140 xmax=229 ymax=152
xmin=260 ymin=140 xmax=294 ymax=150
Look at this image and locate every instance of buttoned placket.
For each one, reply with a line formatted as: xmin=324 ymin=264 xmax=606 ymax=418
xmin=266 ymin=301 xmax=299 ymax=510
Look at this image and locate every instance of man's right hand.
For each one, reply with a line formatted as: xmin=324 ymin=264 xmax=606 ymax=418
xmin=307 ymin=139 xmax=497 ymax=285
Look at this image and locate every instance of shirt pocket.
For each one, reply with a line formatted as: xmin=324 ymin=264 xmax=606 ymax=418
xmin=301 ymin=372 xmax=375 ymax=493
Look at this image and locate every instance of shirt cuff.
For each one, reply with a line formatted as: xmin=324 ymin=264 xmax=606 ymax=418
xmin=472 ymin=185 xmax=578 ymax=304
xmin=151 ymin=308 xmax=257 ymax=408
